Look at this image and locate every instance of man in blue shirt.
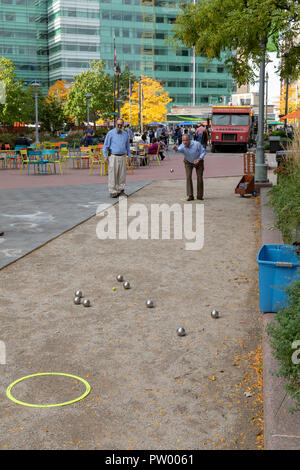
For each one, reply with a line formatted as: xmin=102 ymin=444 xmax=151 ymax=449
xmin=103 ymin=118 xmax=131 ymax=197
xmin=173 ymin=134 xmax=206 ymax=201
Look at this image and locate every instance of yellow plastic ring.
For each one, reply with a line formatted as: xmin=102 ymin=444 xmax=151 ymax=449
xmin=6 ymin=372 xmax=91 ymax=408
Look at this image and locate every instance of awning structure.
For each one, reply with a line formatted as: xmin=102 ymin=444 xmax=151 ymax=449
xmin=147 ymin=122 xmax=166 ymax=126
xmin=268 ymin=121 xmax=283 ymax=126
xmin=167 ymin=114 xmax=209 ymax=123
xmin=281 ymin=110 xmax=300 ymax=120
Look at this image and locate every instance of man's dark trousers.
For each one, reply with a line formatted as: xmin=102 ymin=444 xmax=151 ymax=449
xmin=184 ymin=159 xmax=204 ymax=199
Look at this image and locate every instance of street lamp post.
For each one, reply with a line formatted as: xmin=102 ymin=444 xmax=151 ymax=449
xmin=30 ymin=80 xmax=41 ymax=145
xmin=265 ymin=72 xmax=269 ymax=134
xmin=255 ymin=38 xmax=268 ymax=183
xmin=115 ymin=63 xmax=121 ymax=119
xmin=84 ymin=93 xmax=92 ymax=125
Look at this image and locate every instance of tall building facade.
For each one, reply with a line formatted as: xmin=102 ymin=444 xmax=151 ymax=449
xmin=0 ymin=0 xmax=233 ymax=105
xmin=0 ymin=0 xmax=49 ymax=88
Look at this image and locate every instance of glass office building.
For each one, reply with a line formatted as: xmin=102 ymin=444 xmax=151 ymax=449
xmin=0 ymin=0 xmax=233 ymax=105
xmin=0 ymin=0 xmax=49 ymax=89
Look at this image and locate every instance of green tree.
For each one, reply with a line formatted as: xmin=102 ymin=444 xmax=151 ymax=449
xmin=65 ymin=61 xmax=114 ymax=125
xmin=173 ymin=0 xmax=300 ymax=85
xmin=0 ymin=58 xmax=28 ymax=124
xmin=40 ymin=95 xmax=65 ymax=132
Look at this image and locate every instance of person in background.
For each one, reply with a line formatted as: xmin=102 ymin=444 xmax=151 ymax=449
xmin=0 ymin=231 xmax=4 ymax=236
xmin=82 ymin=125 xmax=94 ymax=146
xmin=125 ymin=124 xmax=134 ymax=144
xmin=137 ymin=134 xmax=148 ymax=166
xmin=201 ymin=126 xmax=209 ymax=149
xmin=148 ymin=128 xmax=154 ymax=143
xmin=138 ymin=133 xmax=147 ymax=144
xmin=174 ymin=126 xmax=182 ymax=145
xmin=158 ymin=136 xmax=167 ymax=160
xmin=195 ymin=122 xmax=206 ymax=144
xmin=14 ymin=134 xmax=30 ymax=147
xmin=156 ymin=125 xmax=163 ymax=140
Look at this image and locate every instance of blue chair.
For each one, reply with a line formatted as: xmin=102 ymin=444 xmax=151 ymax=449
xmin=27 ymin=150 xmax=47 ymax=175
xmin=42 ymin=149 xmax=56 ymax=173
xmin=14 ymin=145 xmax=27 ymax=151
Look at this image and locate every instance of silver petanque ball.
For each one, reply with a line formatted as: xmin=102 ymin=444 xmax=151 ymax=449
xmin=75 ymin=290 xmax=83 ymax=298
xmin=146 ymin=299 xmax=154 ymax=308
xmin=170 ymin=168 xmax=174 ymax=173
xmin=83 ymin=299 xmax=91 ymax=307
xmin=177 ymin=327 xmax=186 ymax=337
xmin=211 ymin=309 xmax=220 ymax=319
xmin=116 ymin=274 xmax=124 ymax=282
xmin=123 ymin=281 xmax=131 ymax=289
xmin=74 ymin=296 xmax=81 ymax=305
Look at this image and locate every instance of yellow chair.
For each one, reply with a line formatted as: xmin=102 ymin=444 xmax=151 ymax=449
xmin=55 ymin=149 xmax=70 ymax=175
xmin=89 ymin=150 xmax=107 ymax=176
xmin=19 ymin=149 xmax=28 ymax=173
xmin=147 ymin=145 xmax=160 ymax=166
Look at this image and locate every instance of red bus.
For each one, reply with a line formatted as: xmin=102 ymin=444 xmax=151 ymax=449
xmin=211 ymin=106 xmax=252 ymax=153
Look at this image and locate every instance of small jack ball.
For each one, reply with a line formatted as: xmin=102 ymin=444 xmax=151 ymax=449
xmin=177 ymin=327 xmax=186 ymax=337
xmin=211 ymin=310 xmax=220 ymax=319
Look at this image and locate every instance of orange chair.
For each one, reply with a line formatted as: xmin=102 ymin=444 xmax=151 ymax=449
xmin=126 ymin=156 xmax=134 ymax=174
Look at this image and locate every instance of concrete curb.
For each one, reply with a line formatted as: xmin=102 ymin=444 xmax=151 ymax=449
xmin=260 ymin=187 xmax=300 ymax=450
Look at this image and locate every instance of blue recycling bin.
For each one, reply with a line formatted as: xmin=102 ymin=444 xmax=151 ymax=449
xmin=257 ymin=244 xmax=300 ymax=312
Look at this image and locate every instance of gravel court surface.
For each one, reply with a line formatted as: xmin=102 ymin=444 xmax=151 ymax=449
xmin=0 ymin=177 xmax=262 ymax=450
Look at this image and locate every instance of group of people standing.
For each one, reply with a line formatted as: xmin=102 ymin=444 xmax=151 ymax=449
xmin=173 ymin=123 xmax=210 ymax=149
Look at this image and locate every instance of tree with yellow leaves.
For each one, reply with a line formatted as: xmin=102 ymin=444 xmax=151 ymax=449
xmin=121 ymin=76 xmax=172 ymax=126
xmin=47 ymin=80 xmax=72 ymax=104
xmin=279 ymin=83 xmax=299 ymax=117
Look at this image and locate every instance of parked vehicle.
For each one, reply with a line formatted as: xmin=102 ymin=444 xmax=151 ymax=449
xmin=211 ymin=106 xmax=253 ymax=152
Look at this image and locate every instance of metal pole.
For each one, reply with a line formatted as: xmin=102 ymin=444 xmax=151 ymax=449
xmin=113 ymin=74 xmax=116 ymax=126
xmin=255 ymin=37 xmax=268 ymax=183
xmin=192 ymin=46 xmax=196 ymax=106
xmin=284 ymin=79 xmax=289 ymax=130
xmin=191 ymin=0 xmax=196 ymax=106
xmin=117 ymin=71 xmax=121 ymax=119
xmin=86 ymin=99 xmax=90 ymax=124
xmin=141 ymin=84 xmax=143 ymax=134
xmin=138 ymin=79 xmax=141 ymax=133
xmin=129 ymin=78 xmax=131 ymax=127
xmin=265 ymin=72 xmax=269 ymax=133
xmin=35 ymin=91 xmax=39 ymax=144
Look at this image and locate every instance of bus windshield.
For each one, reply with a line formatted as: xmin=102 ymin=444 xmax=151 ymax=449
xmin=231 ymin=114 xmax=249 ymax=126
xmin=212 ymin=114 xmax=230 ymax=125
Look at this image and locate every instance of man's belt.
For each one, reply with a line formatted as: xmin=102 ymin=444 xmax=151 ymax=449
xmin=112 ymin=153 xmax=127 ymax=156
